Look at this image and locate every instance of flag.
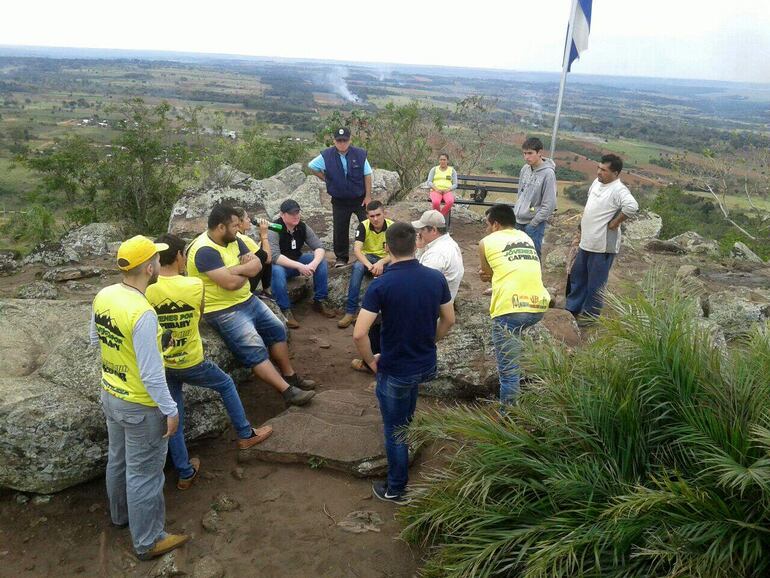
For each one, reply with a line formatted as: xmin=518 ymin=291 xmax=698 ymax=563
xmin=566 ymin=0 xmax=592 ymax=72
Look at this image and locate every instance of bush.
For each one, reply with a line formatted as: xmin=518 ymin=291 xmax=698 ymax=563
xmin=1 ymin=204 xmax=58 ymax=244
xmin=400 ymin=279 xmax=770 ymax=577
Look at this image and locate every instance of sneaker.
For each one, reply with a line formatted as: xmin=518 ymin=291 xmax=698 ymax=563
xmin=371 ymin=480 xmax=410 ymax=505
xmin=337 ymin=313 xmax=357 ymax=328
xmin=282 ymin=385 xmax=315 ymax=406
xmin=282 ymin=309 xmax=300 ymax=329
xmin=312 ymin=300 xmax=337 ymax=318
xmin=334 ymin=259 xmax=349 ymax=268
xmin=137 ymin=533 xmax=190 ymax=561
xmin=176 ymin=457 xmax=201 ymax=491
xmin=237 ymin=425 xmax=273 ymax=450
xmin=284 ymin=373 xmax=316 ymax=391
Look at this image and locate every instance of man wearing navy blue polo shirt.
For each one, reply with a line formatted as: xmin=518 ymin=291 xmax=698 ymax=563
xmin=308 ymin=127 xmax=373 ymax=267
xmin=353 ymin=222 xmax=455 ymax=504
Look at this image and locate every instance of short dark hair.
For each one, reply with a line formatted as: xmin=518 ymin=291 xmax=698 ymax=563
xmin=485 ymin=204 xmax=516 ymax=227
xmin=155 ymin=233 xmax=187 ymax=266
xmin=438 ymin=152 xmax=450 ymax=161
xmin=522 ymin=137 xmax=544 ymax=152
xmin=601 ymin=154 xmax=623 ymax=174
xmin=366 ymin=200 xmax=384 ymax=212
xmin=385 ymin=222 xmax=416 ymax=257
xmin=231 ymin=206 xmax=247 ymax=219
xmin=208 ymin=204 xmax=239 ymax=230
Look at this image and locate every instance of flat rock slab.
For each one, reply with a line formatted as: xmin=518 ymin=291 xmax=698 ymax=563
xmin=240 ymin=390 xmax=397 ymax=477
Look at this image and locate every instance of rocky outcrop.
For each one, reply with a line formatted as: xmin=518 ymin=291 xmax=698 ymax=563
xmin=0 ymin=249 xmax=20 ymax=275
xmin=624 ymin=211 xmax=662 ymax=241
xmin=59 ymin=222 xmax=126 ymax=258
xmin=731 ymin=241 xmax=764 ymax=264
xmin=17 ymin=281 xmax=59 ymax=299
xmin=702 ymin=288 xmax=770 ymax=340
xmin=0 ymin=298 xmax=231 ymax=493
xmin=22 ymin=241 xmax=80 ymax=267
xmin=669 ymin=231 xmax=720 ymax=257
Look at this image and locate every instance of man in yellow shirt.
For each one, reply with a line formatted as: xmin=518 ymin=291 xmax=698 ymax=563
xmin=90 ymin=236 xmax=189 ymax=560
xmin=146 ymin=234 xmax=274 ymax=491
xmin=478 ymin=204 xmax=550 ymax=404
xmin=187 ymin=204 xmax=315 ymax=406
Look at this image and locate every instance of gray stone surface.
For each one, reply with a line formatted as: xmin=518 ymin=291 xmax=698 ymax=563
xmin=543 ymin=246 xmax=569 ymax=271
xmin=676 ymin=265 xmax=701 ymax=279
xmin=624 ymin=211 xmax=662 ymax=241
xmin=22 ymin=242 xmax=79 ymax=267
xmin=731 ymin=241 xmax=764 ymax=264
xmin=60 ymin=222 xmax=125 ymax=258
xmin=42 ymin=266 xmax=105 ymax=282
xmin=17 ymin=281 xmax=59 ymax=300
xmin=193 ymin=555 xmax=225 ymax=578
xmin=645 ymin=239 xmax=686 ymax=254
xmin=669 ymin=231 xmax=720 ymax=257
xmin=703 ymin=288 xmax=770 ymax=340
xmin=241 ymin=390 xmax=395 ymax=476
xmin=0 ymin=250 xmax=20 ymax=275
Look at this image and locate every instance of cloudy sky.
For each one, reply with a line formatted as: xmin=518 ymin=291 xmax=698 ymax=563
xmin=2 ymin=0 xmax=769 ymax=83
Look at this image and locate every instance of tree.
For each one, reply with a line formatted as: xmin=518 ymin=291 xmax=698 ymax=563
xmin=23 ymin=135 xmax=100 ymax=205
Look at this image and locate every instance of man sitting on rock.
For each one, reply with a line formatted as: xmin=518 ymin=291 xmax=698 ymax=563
xmin=146 ymin=234 xmax=274 ymax=491
xmin=267 ymin=198 xmax=337 ymax=329
xmin=187 ymin=204 xmax=315 ymax=406
xmin=338 ymin=200 xmax=393 ymax=329
xmin=232 ymin=206 xmax=272 ymax=300
xmin=353 ymin=222 xmax=455 ymax=504
xmin=90 ymin=235 xmax=189 ymax=560
xmin=412 ymin=209 xmax=464 ymax=302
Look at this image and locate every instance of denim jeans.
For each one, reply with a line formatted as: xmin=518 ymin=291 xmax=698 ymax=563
xmin=204 ymin=296 xmax=287 ymax=368
xmin=166 ymin=360 xmax=252 ymax=479
xmin=491 ymin=312 xmax=544 ymax=403
xmin=565 ymin=248 xmax=616 ymax=317
xmin=346 ymin=254 xmax=381 ymax=314
xmin=376 ymin=366 xmax=436 ymax=494
xmin=515 ymin=221 xmax=546 ymax=259
xmin=101 ymin=390 xmax=168 ymax=556
xmin=271 ymin=252 xmax=329 ymax=311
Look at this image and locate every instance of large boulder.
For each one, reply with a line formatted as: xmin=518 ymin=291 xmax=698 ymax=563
xmin=0 ymin=298 xmax=232 ymax=493
xmin=371 ymin=169 xmax=401 ymax=203
xmin=0 ymin=249 xmax=20 ymax=276
xmin=22 ymin=241 xmax=79 ymax=267
xmin=702 ymin=288 xmax=770 ymax=340
xmin=669 ymin=231 xmax=720 ymax=257
xmin=624 ymin=211 xmax=662 ymax=241
xmin=17 ymin=281 xmax=59 ymax=300
xmin=731 ymin=241 xmax=764 ymax=264
xmin=60 ymin=222 xmax=126 ymax=258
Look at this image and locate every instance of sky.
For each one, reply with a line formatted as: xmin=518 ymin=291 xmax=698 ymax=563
xmin=2 ymin=0 xmax=769 ymax=84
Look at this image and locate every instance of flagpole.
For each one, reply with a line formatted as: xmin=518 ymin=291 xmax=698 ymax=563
xmin=550 ymin=0 xmax=579 ymax=160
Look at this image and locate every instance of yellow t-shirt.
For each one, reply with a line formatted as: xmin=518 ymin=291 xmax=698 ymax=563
xmin=146 ymin=275 xmax=205 ymax=369
xmin=237 ymin=232 xmax=261 ymax=253
xmin=93 ymin=284 xmax=160 ymax=407
xmin=357 ymin=218 xmax=393 ymax=258
xmin=432 ymin=166 xmax=454 ymax=191
xmin=483 ymin=229 xmax=550 ymax=318
xmin=187 ymin=232 xmax=251 ymax=313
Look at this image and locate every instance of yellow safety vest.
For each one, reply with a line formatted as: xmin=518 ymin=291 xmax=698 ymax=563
xmin=358 ymin=218 xmax=393 ymax=258
xmin=483 ymin=229 xmax=550 ymax=318
xmin=187 ymin=232 xmax=251 ymax=313
xmin=237 ymin=232 xmax=261 ymax=253
xmin=146 ymin=275 xmax=205 ymax=369
xmin=93 ymin=284 xmax=160 ymax=407
xmin=432 ymin=166 xmax=454 ymax=191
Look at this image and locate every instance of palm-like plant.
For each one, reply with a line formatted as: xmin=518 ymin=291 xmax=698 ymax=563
xmin=400 ymin=278 xmax=770 ymax=577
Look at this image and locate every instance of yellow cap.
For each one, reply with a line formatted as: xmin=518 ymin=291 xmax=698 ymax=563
xmin=116 ymin=235 xmax=169 ymax=271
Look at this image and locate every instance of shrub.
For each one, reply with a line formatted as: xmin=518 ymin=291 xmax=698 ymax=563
xmin=400 ymin=278 xmax=770 ymax=577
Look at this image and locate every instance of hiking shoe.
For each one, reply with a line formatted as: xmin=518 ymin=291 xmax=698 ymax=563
xmin=371 ymin=480 xmax=410 ymax=505
xmin=176 ymin=457 xmax=201 ymax=491
xmin=312 ymin=300 xmax=337 ymax=318
xmin=337 ymin=313 xmax=357 ymax=328
xmin=334 ymin=259 xmax=348 ymax=268
xmin=237 ymin=425 xmax=273 ymax=450
xmin=284 ymin=373 xmax=316 ymax=391
xmin=282 ymin=385 xmax=315 ymax=406
xmin=137 ymin=533 xmax=190 ymax=561
xmin=282 ymin=309 xmax=300 ymax=329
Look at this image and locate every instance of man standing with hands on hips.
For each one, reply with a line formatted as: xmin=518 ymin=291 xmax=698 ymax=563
xmin=90 ymin=235 xmax=189 ymax=561
xmin=309 ymin=127 xmax=373 ymax=267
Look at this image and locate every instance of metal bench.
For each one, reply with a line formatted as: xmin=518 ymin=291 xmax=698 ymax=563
xmin=455 ymin=174 xmax=519 ymax=206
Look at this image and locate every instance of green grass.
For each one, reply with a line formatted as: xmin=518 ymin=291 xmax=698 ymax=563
xmin=601 ymin=137 xmax=679 ymax=167
xmin=0 ymin=157 xmax=40 ymax=209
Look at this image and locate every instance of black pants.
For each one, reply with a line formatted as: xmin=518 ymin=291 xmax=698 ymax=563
xmin=332 ymin=197 xmax=367 ymax=262
xmin=248 ymin=249 xmax=272 ymax=293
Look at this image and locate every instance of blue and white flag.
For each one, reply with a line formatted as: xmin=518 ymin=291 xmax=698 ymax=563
xmin=566 ymin=0 xmax=592 ymax=71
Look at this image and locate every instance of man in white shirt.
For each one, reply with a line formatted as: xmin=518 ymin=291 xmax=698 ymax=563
xmin=566 ymin=154 xmax=638 ymax=319
xmin=412 ymin=210 xmax=464 ymax=301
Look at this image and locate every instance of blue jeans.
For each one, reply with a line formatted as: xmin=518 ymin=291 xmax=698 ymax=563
xmin=204 ymin=296 xmax=287 ymax=368
xmin=565 ymin=248 xmax=616 ymax=317
xmin=272 ymin=253 xmax=328 ymax=311
xmin=516 ymin=221 xmax=546 ymax=259
xmin=346 ymin=254 xmax=381 ymax=314
xmin=491 ymin=312 xmax=544 ymax=403
xmin=376 ymin=366 xmax=436 ymax=494
xmin=166 ymin=360 xmax=252 ymax=479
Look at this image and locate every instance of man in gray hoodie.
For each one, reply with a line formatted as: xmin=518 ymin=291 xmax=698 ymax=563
xmin=514 ymin=137 xmax=557 ymax=258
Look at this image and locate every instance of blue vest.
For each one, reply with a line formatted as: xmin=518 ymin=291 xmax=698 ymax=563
xmin=321 ymin=146 xmax=367 ymax=200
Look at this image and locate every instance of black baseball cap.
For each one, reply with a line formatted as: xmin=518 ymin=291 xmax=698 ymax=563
xmin=279 ymin=199 xmax=301 ymax=214
xmin=333 ymin=127 xmax=351 ymax=140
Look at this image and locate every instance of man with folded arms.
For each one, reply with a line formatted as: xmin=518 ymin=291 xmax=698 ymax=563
xmin=90 ymin=235 xmax=189 ymax=560
xmin=146 ymin=234 xmax=274 ymax=491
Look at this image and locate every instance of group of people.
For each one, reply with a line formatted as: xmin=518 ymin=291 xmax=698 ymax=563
xmin=90 ymin=127 xmax=637 ymax=559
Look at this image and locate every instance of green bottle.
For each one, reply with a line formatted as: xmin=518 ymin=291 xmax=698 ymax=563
xmin=267 ymin=222 xmax=284 ymax=232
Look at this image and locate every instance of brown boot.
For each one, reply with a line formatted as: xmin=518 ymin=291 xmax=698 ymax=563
xmin=176 ymin=457 xmax=201 ymax=491
xmin=337 ymin=312 xmax=357 ymax=328
xmin=137 ymin=533 xmax=190 ymax=561
xmin=312 ymin=300 xmax=337 ymax=318
xmin=237 ymin=425 xmax=273 ymax=450
xmin=282 ymin=309 xmax=299 ymax=329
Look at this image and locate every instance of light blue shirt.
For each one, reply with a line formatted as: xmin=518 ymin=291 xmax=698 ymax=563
xmin=308 ymin=153 xmax=372 ymax=176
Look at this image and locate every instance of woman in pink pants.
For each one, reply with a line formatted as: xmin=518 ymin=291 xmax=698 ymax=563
xmin=426 ymin=153 xmax=458 ymax=217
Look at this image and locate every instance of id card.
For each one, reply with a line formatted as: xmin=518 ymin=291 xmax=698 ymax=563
xmin=291 ymin=239 xmax=297 ymax=250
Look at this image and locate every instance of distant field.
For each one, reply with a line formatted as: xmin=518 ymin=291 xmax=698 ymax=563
xmin=598 ymin=138 xmax=679 ymax=167
xmin=0 ymin=158 xmax=40 ymax=209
